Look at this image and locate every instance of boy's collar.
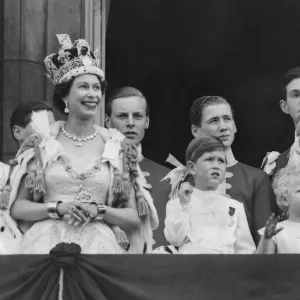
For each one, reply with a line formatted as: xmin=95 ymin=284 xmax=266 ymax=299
xmin=192 ymin=187 xmax=216 ymax=197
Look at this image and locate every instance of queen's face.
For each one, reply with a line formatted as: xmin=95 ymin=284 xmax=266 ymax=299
xmin=65 ymin=74 xmax=102 ymax=119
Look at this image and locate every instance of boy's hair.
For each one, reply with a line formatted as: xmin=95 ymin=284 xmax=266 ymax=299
xmin=185 ymin=133 xmax=225 ymax=164
xmin=272 ymin=165 xmax=300 ymax=211
xmin=279 ymin=67 xmax=300 ymax=100
xmin=189 ymin=95 xmax=234 ymax=127
xmin=106 ymin=86 xmax=150 ymax=116
xmin=10 ymin=100 xmax=53 ymax=141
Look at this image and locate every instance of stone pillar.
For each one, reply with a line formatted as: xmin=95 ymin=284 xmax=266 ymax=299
xmin=83 ymin=0 xmax=107 ymax=126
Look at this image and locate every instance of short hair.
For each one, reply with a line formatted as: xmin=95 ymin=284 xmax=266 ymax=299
xmin=279 ymin=67 xmax=300 ymax=100
xmin=272 ymin=165 xmax=300 ymax=211
xmin=189 ymin=95 xmax=234 ymax=127
xmin=53 ymin=76 xmax=107 ymax=115
xmin=10 ymin=100 xmax=53 ymax=138
xmin=106 ymin=86 xmax=150 ymax=116
xmin=185 ymin=133 xmax=225 ymax=164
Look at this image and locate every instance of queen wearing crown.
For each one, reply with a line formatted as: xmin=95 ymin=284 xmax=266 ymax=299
xmin=5 ymin=34 xmax=158 ymax=254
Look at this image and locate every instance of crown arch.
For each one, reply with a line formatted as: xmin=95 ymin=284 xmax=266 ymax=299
xmin=1 ymin=0 xmax=107 ymax=161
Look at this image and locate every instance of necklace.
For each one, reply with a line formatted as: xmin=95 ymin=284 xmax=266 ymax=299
xmin=61 ymin=126 xmax=98 ymax=147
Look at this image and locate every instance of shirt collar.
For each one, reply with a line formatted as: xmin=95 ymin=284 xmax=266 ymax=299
xmin=295 ymin=129 xmax=299 ymax=141
xmin=226 ymin=148 xmax=238 ymax=167
xmin=137 ymin=144 xmax=144 ymax=162
xmin=192 ymin=187 xmax=216 ymax=198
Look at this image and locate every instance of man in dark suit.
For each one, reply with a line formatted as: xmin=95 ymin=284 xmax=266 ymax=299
xmin=189 ymin=96 xmax=275 ymax=245
xmin=262 ymin=67 xmax=300 ymax=177
xmin=105 ymin=87 xmax=170 ymax=248
xmin=261 ymin=67 xmax=300 ymax=218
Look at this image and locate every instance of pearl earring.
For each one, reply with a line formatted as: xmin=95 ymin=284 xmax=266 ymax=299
xmin=64 ymin=102 xmax=69 ymax=114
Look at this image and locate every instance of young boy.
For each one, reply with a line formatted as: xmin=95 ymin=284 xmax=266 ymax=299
xmin=164 ymin=134 xmax=255 ymax=254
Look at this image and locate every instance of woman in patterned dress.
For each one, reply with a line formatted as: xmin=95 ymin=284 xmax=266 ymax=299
xmin=9 ymin=35 xmax=158 ymax=254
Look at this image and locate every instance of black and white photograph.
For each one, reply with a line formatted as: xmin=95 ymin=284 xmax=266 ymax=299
xmin=0 ymin=0 xmax=300 ymax=299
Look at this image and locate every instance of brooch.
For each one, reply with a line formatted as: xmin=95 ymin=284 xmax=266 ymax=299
xmin=228 ymin=206 xmax=236 ymax=227
xmin=75 ymin=184 xmax=92 ymax=203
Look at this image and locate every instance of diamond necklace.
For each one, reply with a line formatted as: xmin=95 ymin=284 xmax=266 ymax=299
xmin=61 ymin=126 xmax=98 ymax=147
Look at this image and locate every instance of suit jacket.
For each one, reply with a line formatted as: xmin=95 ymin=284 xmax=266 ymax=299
xmin=226 ymin=162 xmax=275 ymax=245
xmin=139 ymin=157 xmax=170 ymax=247
xmin=273 ymin=148 xmax=290 ymax=176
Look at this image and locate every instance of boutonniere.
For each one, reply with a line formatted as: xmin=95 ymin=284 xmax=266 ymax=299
xmin=228 ymin=206 xmax=236 ymax=227
xmin=101 ymin=128 xmax=125 ymax=170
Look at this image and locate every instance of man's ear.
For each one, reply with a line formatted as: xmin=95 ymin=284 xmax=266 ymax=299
xmin=191 ymin=125 xmax=201 ymax=137
xmin=187 ymin=161 xmax=196 ymax=176
xmin=233 ymin=120 xmax=237 ymax=134
xmin=105 ymin=114 xmax=111 ymax=129
xmin=280 ymin=100 xmax=290 ymax=115
xmin=145 ymin=116 xmax=150 ymax=129
xmin=12 ymin=125 xmax=22 ymax=142
xmin=281 ymin=195 xmax=289 ymax=208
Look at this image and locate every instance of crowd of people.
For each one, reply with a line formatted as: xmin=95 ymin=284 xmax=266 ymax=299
xmin=0 ymin=33 xmax=299 ymax=255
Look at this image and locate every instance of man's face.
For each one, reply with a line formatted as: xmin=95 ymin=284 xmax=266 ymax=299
xmin=191 ymin=103 xmax=237 ymax=148
xmin=105 ymin=96 xmax=149 ymax=146
xmin=13 ymin=111 xmax=55 ymax=145
xmin=280 ymin=78 xmax=300 ymax=126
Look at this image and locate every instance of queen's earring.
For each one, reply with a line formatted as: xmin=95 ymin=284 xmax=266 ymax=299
xmin=64 ymin=101 xmax=69 ymax=114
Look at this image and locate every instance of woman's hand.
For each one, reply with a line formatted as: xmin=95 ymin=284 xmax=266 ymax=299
xmin=263 ymin=213 xmax=284 ymax=239
xmin=57 ymin=201 xmax=98 ymax=227
xmin=178 ymin=182 xmax=193 ymax=207
xmin=57 ymin=201 xmax=88 ymax=226
xmin=81 ymin=203 xmax=99 ymax=228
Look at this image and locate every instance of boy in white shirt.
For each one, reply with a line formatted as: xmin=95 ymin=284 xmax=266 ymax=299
xmin=164 ymin=134 xmax=255 ymax=254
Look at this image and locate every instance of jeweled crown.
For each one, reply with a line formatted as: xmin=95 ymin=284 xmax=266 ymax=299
xmin=44 ymin=34 xmax=104 ymax=85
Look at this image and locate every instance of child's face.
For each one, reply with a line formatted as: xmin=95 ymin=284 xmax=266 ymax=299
xmin=287 ymin=177 xmax=300 ymax=214
xmin=280 ymin=78 xmax=300 ymax=126
xmin=188 ymin=150 xmax=226 ymax=191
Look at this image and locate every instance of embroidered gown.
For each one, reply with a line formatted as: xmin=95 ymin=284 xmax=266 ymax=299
xmin=19 ymin=152 xmax=125 ymax=254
